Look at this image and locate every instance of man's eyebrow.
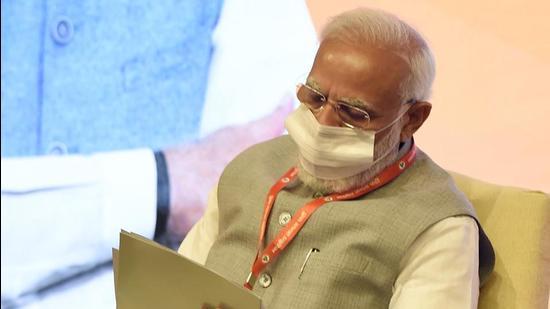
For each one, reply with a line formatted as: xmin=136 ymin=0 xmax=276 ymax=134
xmin=306 ymin=78 xmax=375 ymax=112
xmin=339 ymin=96 xmax=375 ymax=111
xmin=306 ymin=79 xmax=323 ymax=93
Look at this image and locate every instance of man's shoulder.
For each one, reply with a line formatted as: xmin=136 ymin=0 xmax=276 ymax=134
xmin=251 ymin=134 xmax=295 ymax=150
xmin=219 ymin=135 xmax=297 ymax=181
xmin=409 ymin=147 xmax=456 ymax=187
xmin=390 ymin=147 xmax=474 ymax=209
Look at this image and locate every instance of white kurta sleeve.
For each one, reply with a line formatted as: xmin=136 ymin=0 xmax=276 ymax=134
xmin=389 ymin=216 xmax=480 ymax=309
xmin=178 ymin=185 xmax=219 ymax=265
xmin=0 ymin=148 xmax=157 ymax=300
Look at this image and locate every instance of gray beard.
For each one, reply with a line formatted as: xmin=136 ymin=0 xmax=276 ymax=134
xmin=297 ymin=123 xmax=402 ymax=194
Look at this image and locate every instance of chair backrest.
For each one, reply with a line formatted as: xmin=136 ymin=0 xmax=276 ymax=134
xmin=450 ymin=172 xmax=550 ymax=309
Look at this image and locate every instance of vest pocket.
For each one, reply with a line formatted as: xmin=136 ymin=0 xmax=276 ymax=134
xmin=298 ymin=249 xmax=370 ymax=280
xmin=296 ymin=250 xmax=376 ymax=302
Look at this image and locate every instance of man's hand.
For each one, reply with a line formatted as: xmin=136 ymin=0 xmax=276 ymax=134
xmin=163 ymin=97 xmax=294 ymax=242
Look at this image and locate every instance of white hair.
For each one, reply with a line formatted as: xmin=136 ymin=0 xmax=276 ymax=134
xmin=321 ymin=8 xmax=436 ymax=102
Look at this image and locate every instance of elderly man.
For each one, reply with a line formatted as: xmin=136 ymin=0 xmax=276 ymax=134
xmin=180 ymin=8 xmax=494 ymax=309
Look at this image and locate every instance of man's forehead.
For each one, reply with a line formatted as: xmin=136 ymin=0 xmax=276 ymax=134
xmin=307 ymin=39 xmax=410 ymax=108
xmin=317 ymin=38 xmax=410 ymax=65
xmin=305 ymin=76 xmax=373 ymax=109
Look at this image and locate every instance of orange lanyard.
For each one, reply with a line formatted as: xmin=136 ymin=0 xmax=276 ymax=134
xmin=244 ymin=143 xmax=417 ymax=290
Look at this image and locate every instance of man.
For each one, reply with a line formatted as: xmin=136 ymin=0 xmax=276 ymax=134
xmin=180 ymin=8 xmax=494 ymax=309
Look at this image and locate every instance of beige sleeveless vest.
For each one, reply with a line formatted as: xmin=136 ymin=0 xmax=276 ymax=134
xmin=205 ymin=136 xmax=493 ymax=309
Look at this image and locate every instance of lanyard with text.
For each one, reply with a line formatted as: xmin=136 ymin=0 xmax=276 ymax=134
xmin=244 ymin=143 xmax=417 ymax=290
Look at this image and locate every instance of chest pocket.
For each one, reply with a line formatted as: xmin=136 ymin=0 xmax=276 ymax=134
xmin=285 ymin=204 xmax=380 ymax=276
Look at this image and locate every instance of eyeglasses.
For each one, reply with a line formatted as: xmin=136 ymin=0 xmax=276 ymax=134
xmin=296 ymin=83 xmax=372 ymax=129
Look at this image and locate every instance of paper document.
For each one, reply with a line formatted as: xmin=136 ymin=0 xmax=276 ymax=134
xmin=113 ymin=230 xmax=261 ymax=309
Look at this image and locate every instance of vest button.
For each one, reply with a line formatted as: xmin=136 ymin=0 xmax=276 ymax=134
xmin=278 ymin=212 xmax=292 ymax=226
xmin=259 ymin=273 xmax=272 ymax=288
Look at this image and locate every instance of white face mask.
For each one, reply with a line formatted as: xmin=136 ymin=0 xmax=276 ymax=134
xmin=284 ymin=105 xmax=406 ymax=180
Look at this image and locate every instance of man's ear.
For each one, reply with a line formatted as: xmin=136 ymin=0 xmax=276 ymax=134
xmin=400 ymin=101 xmax=431 ymax=142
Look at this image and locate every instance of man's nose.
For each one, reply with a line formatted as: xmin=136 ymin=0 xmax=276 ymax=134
xmin=315 ymin=102 xmax=341 ymax=127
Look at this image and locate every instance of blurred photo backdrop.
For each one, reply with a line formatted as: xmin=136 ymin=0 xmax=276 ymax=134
xmin=1 ymin=1 xmax=548 ymax=308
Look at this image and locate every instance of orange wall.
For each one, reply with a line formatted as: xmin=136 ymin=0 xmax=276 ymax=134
xmin=306 ymin=0 xmax=550 ymax=192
